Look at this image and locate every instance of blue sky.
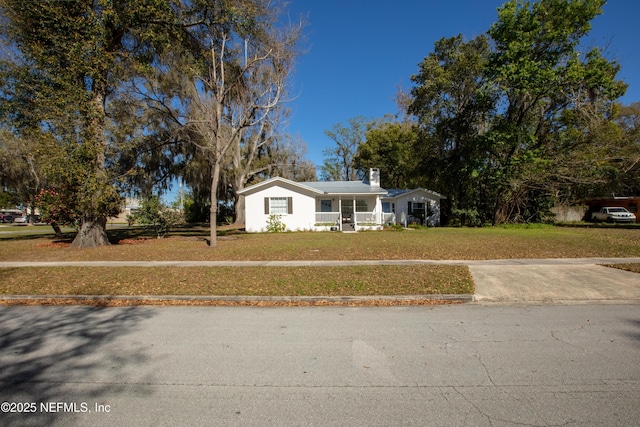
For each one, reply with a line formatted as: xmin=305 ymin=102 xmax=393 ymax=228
xmin=284 ymin=0 xmax=640 ymax=173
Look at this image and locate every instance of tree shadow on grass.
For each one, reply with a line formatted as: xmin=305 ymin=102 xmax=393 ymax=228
xmin=0 ymin=232 xmax=74 ymax=243
xmin=0 ymin=306 xmax=156 ymax=425
xmin=107 ymin=224 xmax=245 ymax=244
xmin=1 ymin=223 xmax=244 ymax=245
xmin=1 ymin=224 xmax=245 ymax=249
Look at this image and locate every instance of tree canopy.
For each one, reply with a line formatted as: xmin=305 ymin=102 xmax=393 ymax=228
xmin=324 ymin=0 xmax=635 ymax=226
xmin=0 ymin=0 xmax=182 ymax=246
xmin=392 ymin=0 xmax=631 ymax=225
xmin=0 ymin=0 xmax=307 ymax=246
xmin=321 ymin=116 xmax=369 ymax=181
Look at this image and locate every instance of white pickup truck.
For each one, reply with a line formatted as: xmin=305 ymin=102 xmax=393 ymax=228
xmin=591 ymin=207 xmax=637 ymax=223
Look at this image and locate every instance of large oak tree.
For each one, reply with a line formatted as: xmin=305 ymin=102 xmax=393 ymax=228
xmin=139 ymin=0 xmax=302 ymax=246
xmin=0 ymin=0 xmax=181 ymax=247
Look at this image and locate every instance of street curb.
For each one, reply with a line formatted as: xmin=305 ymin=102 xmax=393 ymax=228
xmin=0 ymin=294 xmax=473 ymax=306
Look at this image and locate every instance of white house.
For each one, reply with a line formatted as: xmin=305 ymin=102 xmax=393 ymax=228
xmin=237 ymin=168 xmax=446 ymax=232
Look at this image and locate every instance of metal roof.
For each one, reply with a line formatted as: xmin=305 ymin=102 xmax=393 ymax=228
xmin=383 ymin=188 xmax=447 ymax=200
xmin=238 ymin=177 xmax=444 ymax=198
xmin=384 ymin=189 xmax=410 ymax=198
xmin=303 ymin=181 xmax=388 ymax=195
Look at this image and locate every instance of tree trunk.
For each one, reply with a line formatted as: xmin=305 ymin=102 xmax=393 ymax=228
xmin=71 ymin=217 xmax=110 ymax=248
xmin=50 ymin=222 xmax=64 ymax=239
xmin=233 ymin=193 xmax=246 ymax=228
xmin=231 ymin=167 xmax=247 ymax=228
xmin=209 ymin=162 xmax=221 ymax=247
xmin=71 ymin=91 xmax=111 ymax=248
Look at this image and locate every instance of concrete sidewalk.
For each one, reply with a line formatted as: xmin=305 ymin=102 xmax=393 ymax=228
xmin=1 ymin=258 xmax=639 ymax=304
xmin=1 ymin=257 xmax=639 ymax=268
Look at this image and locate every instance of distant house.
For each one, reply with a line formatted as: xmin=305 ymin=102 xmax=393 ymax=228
xmin=237 ymin=169 xmax=446 ymax=232
xmin=109 ymin=197 xmax=142 ymax=224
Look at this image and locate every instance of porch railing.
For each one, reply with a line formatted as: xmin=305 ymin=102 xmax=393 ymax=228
xmin=315 ymin=212 xmax=340 ymax=225
xmin=355 ymin=211 xmax=381 ymax=225
xmin=314 ymin=211 xmax=385 ymax=227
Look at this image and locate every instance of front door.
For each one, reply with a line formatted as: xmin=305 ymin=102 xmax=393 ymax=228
xmin=341 ymin=200 xmax=355 ymax=231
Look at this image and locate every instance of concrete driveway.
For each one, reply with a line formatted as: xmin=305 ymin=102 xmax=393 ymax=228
xmin=470 ymin=261 xmax=640 ymax=304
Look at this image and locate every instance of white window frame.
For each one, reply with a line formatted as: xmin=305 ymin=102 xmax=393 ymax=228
xmin=269 ymin=197 xmax=288 ymax=215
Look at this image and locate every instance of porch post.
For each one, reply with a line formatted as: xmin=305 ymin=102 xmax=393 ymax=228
xmin=352 ymin=197 xmax=356 ymax=227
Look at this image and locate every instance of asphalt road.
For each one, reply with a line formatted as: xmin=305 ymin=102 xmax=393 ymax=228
xmin=1 ymin=304 xmax=639 ymax=426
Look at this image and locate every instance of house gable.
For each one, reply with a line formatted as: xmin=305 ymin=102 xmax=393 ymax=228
xmin=240 ymin=177 xmax=320 ymax=232
xmin=238 ymin=177 xmax=323 ymax=197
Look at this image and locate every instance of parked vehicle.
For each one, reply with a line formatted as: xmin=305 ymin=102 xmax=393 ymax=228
xmin=0 ymin=209 xmax=26 ymax=224
xmin=13 ymin=215 xmax=28 ymax=224
xmin=591 ymin=207 xmax=636 ymax=223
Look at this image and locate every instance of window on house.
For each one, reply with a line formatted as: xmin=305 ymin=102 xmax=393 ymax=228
xmin=356 ymin=200 xmax=368 ymax=212
xmin=264 ymin=197 xmax=292 ymax=215
xmin=320 ymin=200 xmax=332 ymax=212
xmin=270 ymin=197 xmax=288 ymax=214
xmin=408 ymin=201 xmax=426 ymax=217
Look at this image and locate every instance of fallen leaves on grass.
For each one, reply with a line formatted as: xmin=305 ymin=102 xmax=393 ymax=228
xmin=117 ymin=238 xmax=154 ymax=245
xmin=0 ymin=265 xmax=473 ymax=297
xmin=35 ymin=242 xmax=71 ymax=248
xmin=3 ymin=227 xmax=639 ymax=262
xmin=604 ymin=263 xmax=640 ymax=274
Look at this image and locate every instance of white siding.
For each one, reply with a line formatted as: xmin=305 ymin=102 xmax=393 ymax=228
xmin=392 ymin=191 xmax=443 ymax=226
xmin=244 ymin=185 xmax=317 ymax=232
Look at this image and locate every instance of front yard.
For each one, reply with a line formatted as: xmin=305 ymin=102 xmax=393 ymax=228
xmin=0 ymin=225 xmax=638 ymax=304
xmin=2 ymin=224 xmax=640 ymax=261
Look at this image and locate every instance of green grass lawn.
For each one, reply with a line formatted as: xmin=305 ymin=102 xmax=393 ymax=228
xmin=0 ymin=225 xmax=638 ymax=302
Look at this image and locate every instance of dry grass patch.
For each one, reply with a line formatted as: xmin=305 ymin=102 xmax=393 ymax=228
xmin=1 ymin=226 xmax=637 ymax=304
xmin=1 ymin=226 xmax=640 ymax=262
xmin=0 ymin=298 xmax=463 ymax=307
xmin=0 ymin=265 xmax=473 ymax=297
xmin=605 ymin=263 xmax=640 ymax=274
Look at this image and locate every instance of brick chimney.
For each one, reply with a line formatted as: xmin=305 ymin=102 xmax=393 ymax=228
xmin=369 ymin=168 xmax=380 ymax=187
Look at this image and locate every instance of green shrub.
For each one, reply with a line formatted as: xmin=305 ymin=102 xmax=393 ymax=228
xmin=128 ymin=196 xmax=184 ymax=238
xmin=408 ymin=223 xmax=426 ymax=230
xmin=449 ymin=208 xmax=482 ymax=227
xmin=266 ymin=214 xmax=286 ymax=233
xmin=385 ymin=224 xmax=404 ymax=231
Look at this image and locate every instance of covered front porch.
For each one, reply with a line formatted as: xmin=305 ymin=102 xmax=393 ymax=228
xmin=313 ymin=196 xmax=388 ymax=232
